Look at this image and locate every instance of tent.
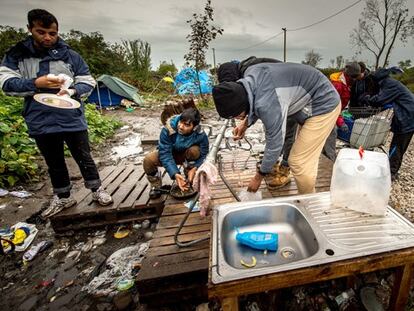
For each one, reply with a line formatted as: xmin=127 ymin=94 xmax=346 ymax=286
xmin=174 ymin=68 xmax=213 ymax=95
xmin=88 ymin=75 xmax=143 ymax=108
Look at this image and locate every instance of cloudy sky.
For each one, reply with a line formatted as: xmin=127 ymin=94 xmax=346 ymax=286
xmin=1 ymin=0 xmax=413 ymax=70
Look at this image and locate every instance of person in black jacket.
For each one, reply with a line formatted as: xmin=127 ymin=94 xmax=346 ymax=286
xmin=362 ymin=68 xmax=414 ymax=180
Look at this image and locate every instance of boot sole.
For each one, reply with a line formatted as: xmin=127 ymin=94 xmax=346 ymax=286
xmin=267 ymin=179 xmax=292 ymax=189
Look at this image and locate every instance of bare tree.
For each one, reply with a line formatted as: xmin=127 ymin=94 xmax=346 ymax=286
xmin=351 ymin=0 xmax=414 ymax=69
xmin=302 ymin=50 xmax=323 ymax=67
xmin=122 ymin=39 xmax=151 ymax=81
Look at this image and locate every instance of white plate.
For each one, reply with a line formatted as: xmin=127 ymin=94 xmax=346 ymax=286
xmin=34 ymin=93 xmax=80 ymax=109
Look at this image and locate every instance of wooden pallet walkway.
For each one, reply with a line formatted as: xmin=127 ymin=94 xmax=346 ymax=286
xmin=50 ymin=165 xmax=170 ymax=232
xmin=136 ymin=150 xmax=333 ymax=305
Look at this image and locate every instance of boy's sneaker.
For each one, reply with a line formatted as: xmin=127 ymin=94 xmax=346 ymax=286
xmin=92 ymin=187 xmax=113 ymax=206
xmin=41 ymin=195 xmax=77 ymax=218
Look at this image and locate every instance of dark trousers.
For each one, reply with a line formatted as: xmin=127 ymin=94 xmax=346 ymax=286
xmin=33 ymin=130 xmax=101 ymax=195
xmin=389 ymin=131 xmax=414 ymax=176
xmin=281 ymin=117 xmax=298 ymax=166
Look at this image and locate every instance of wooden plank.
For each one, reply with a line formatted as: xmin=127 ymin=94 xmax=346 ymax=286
xmin=138 ymin=257 xmax=208 ymax=281
xmin=222 ymin=297 xmax=239 ymax=311
xmin=147 ymin=241 xmax=209 ymax=257
xmin=157 ymin=213 xmax=211 ymax=229
xmin=208 ymin=247 xmax=414 ymax=299
xmin=118 ymin=175 xmax=147 ymax=209
xmin=52 ymin=213 xmax=158 ymax=232
xmin=389 ymin=264 xmax=414 ymax=311
xmin=72 ymin=165 xmax=117 ymax=204
xmin=151 ymin=230 xmax=210 ymax=247
xmin=110 ymin=168 xmax=144 ymax=209
xmin=153 ymin=223 xmax=211 ymax=238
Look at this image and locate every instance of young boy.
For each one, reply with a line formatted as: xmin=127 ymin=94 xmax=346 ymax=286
xmin=143 ymin=108 xmax=209 ymax=198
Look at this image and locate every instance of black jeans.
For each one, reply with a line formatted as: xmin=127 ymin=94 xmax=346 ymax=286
xmin=33 ymin=130 xmax=101 ymax=194
xmin=389 ymin=131 xmax=414 ymax=176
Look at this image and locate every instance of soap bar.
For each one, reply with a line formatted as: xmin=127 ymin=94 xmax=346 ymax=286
xmin=236 ymin=231 xmax=278 ymax=251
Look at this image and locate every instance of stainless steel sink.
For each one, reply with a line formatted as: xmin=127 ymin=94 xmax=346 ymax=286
xmin=211 ymin=192 xmax=414 ymax=284
xmin=221 ymin=204 xmax=319 ymax=269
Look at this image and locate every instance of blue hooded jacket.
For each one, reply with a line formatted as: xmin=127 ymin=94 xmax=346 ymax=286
xmin=159 ymin=115 xmax=209 ymax=179
xmin=0 ymin=37 xmax=96 ymax=136
xmin=364 ymin=68 xmax=414 ymax=134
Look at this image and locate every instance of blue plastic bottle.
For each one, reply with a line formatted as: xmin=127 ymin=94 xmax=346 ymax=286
xmin=236 ymin=231 xmax=278 ymax=251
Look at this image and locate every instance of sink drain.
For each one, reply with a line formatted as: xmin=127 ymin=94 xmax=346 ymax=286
xmin=280 ymin=247 xmax=296 ymax=259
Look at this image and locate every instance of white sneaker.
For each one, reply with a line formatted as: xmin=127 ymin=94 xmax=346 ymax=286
xmin=92 ymin=187 xmax=113 ymax=206
xmin=41 ymin=195 xmax=77 ymax=218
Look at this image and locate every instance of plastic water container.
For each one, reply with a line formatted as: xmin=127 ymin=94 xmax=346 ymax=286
xmin=331 ymin=148 xmax=391 ymax=215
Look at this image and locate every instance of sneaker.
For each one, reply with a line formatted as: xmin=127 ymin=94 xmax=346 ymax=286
xmin=92 ymin=187 xmax=113 ymax=206
xmin=41 ymin=195 xmax=77 ymax=218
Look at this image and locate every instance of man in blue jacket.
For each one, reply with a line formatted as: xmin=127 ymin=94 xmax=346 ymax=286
xmin=0 ymin=9 xmax=112 ymax=217
xmin=362 ymin=68 xmax=414 ymax=181
xmin=143 ymin=108 xmax=209 ymax=198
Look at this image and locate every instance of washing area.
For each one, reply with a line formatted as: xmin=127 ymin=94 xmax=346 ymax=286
xmin=211 ymin=149 xmax=414 ymax=284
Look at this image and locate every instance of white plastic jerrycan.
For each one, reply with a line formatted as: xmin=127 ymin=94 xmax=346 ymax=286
xmin=330 ymin=148 xmax=391 ymax=216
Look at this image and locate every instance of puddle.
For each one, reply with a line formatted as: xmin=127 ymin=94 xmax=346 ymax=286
xmin=111 ymin=133 xmax=143 ymax=161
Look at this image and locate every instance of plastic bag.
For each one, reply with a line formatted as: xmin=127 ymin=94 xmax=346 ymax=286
xmin=238 ymin=190 xmax=262 ymax=202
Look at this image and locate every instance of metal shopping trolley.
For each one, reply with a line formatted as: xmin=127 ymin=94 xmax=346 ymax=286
xmin=337 ymin=106 xmax=393 ymax=152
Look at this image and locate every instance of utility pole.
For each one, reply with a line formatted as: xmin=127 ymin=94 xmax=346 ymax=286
xmin=212 ymin=48 xmax=216 ymax=70
xmin=282 ymin=28 xmax=287 ymax=62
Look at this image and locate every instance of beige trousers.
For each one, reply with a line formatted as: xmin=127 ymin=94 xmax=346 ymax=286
xmin=288 ymin=103 xmax=341 ymax=194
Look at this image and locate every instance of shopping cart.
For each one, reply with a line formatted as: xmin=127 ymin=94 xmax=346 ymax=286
xmin=337 ymin=106 xmax=393 ymax=151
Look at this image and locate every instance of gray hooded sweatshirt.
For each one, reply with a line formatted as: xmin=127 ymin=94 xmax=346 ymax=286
xmin=239 ymin=62 xmax=340 ymax=174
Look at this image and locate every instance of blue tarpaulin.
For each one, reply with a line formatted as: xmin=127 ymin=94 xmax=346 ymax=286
xmin=174 ymin=68 xmax=213 ymax=95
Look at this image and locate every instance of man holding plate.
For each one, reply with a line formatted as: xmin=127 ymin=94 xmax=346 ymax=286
xmin=0 ymin=9 xmax=113 ymax=217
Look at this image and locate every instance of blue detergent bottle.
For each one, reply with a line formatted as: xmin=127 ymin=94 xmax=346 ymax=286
xmin=235 ymin=229 xmax=278 ymax=251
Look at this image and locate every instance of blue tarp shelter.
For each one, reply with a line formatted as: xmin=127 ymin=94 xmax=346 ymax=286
xmin=174 ymin=68 xmax=213 ymax=95
xmin=88 ymin=75 xmax=143 ymax=108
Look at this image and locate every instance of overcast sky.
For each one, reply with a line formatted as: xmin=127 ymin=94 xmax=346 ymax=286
xmin=1 ymin=0 xmax=413 ymax=70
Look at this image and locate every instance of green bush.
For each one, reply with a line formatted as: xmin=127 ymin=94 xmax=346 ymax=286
xmin=0 ymin=93 xmax=122 ymax=188
xmin=0 ymin=93 xmax=38 ymax=187
xmin=84 ymin=103 xmax=122 ymax=144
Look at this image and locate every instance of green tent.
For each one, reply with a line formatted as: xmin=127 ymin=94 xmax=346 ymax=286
xmin=88 ymin=74 xmax=143 ymax=107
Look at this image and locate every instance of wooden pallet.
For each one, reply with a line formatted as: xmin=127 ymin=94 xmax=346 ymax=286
xmin=136 ymin=151 xmax=334 ymax=305
xmin=50 ymin=165 xmax=170 ymax=232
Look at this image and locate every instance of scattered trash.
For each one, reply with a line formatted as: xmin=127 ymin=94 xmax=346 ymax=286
xmin=335 ymin=288 xmax=358 ymax=309
xmin=93 ymin=237 xmax=106 ymax=246
xmin=18 ymin=205 xmax=23 ymax=209
xmin=83 ymin=243 xmax=149 ymax=296
xmin=50 ymin=296 xmax=57 ymax=303
xmin=238 ymin=189 xmax=262 ymax=202
xmin=141 ymin=220 xmax=150 ymax=229
xmin=114 ymin=227 xmax=130 ymax=239
xmin=35 ymin=278 xmax=55 ymax=289
xmin=94 ymin=230 xmax=106 ymax=237
xmin=63 ymin=280 xmax=75 ymax=288
xmin=153 ymin=261 xmax=159 ymax=267
xmin=117 ymin=279 xmax=134 ymax=291
xmin=143 ymin=231 xmax=153 ymax=240
xmin=81 ymin=240 xmax=94 ymax=252
xmin=66 ymin=250 xmax=81 ymax=261
xmin=0 ymin=222 xmax=38 ymax=252
xmin=48 ymin=242 xmax=69 ymax=258
xmin=0 ymin=204 xmax=6 ymax=210
xmin=360 ymin=286 xmax=385 ymax=311
xmin=23 ymin=240 xmax=53 ymax=262
xmin=0 ymin=188 xmax=9 ymax=197
xmin=133 ymin=223 xmax=142 ymax=230
xmin=184 ymin=199 xmax=200 ymax=212
xmin=241 ymin=256 xmax=257 ymax=268
xmin=9 ymin=190 xmax=32 ymax=198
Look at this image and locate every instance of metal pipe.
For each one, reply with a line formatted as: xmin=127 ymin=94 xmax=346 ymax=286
xmin=206 ymin=119 xmax=230 ymax=164
xmin=218 ymin=155 xmax=241 ymax=202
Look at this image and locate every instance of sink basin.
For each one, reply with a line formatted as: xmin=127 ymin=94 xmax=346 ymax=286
xmin=211 ymin=192 xmax=414 ymax=284
xmin=221 ymin=203 xmax=319 ymax=269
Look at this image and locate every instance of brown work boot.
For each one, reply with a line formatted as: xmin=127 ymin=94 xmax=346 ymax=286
xmin=268 ymin=163 xmax=291 ymax=189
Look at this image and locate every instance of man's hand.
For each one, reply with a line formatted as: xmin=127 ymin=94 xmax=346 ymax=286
xmin=35 ymin=75 xmax=63 ymax=89
xmin=233 ymin=117 xmax=248 ymax=141
xmin=175 ymin=174 xmax=189 ymax=192
xmin=247 ymin=172 xmax=263 ymax=193
xmin=57 ymin=89 xmax=76 ymax=96
xmin=187 ymin=167 xmax=197 ymax=185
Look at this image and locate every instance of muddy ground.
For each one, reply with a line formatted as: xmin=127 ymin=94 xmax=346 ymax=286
xmin=0 ymin=106 xmax=413 ymax=311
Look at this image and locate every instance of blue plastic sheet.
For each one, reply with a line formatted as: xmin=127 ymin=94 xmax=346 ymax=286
xmin=174 ymin=67 xmax=213 ymax=95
